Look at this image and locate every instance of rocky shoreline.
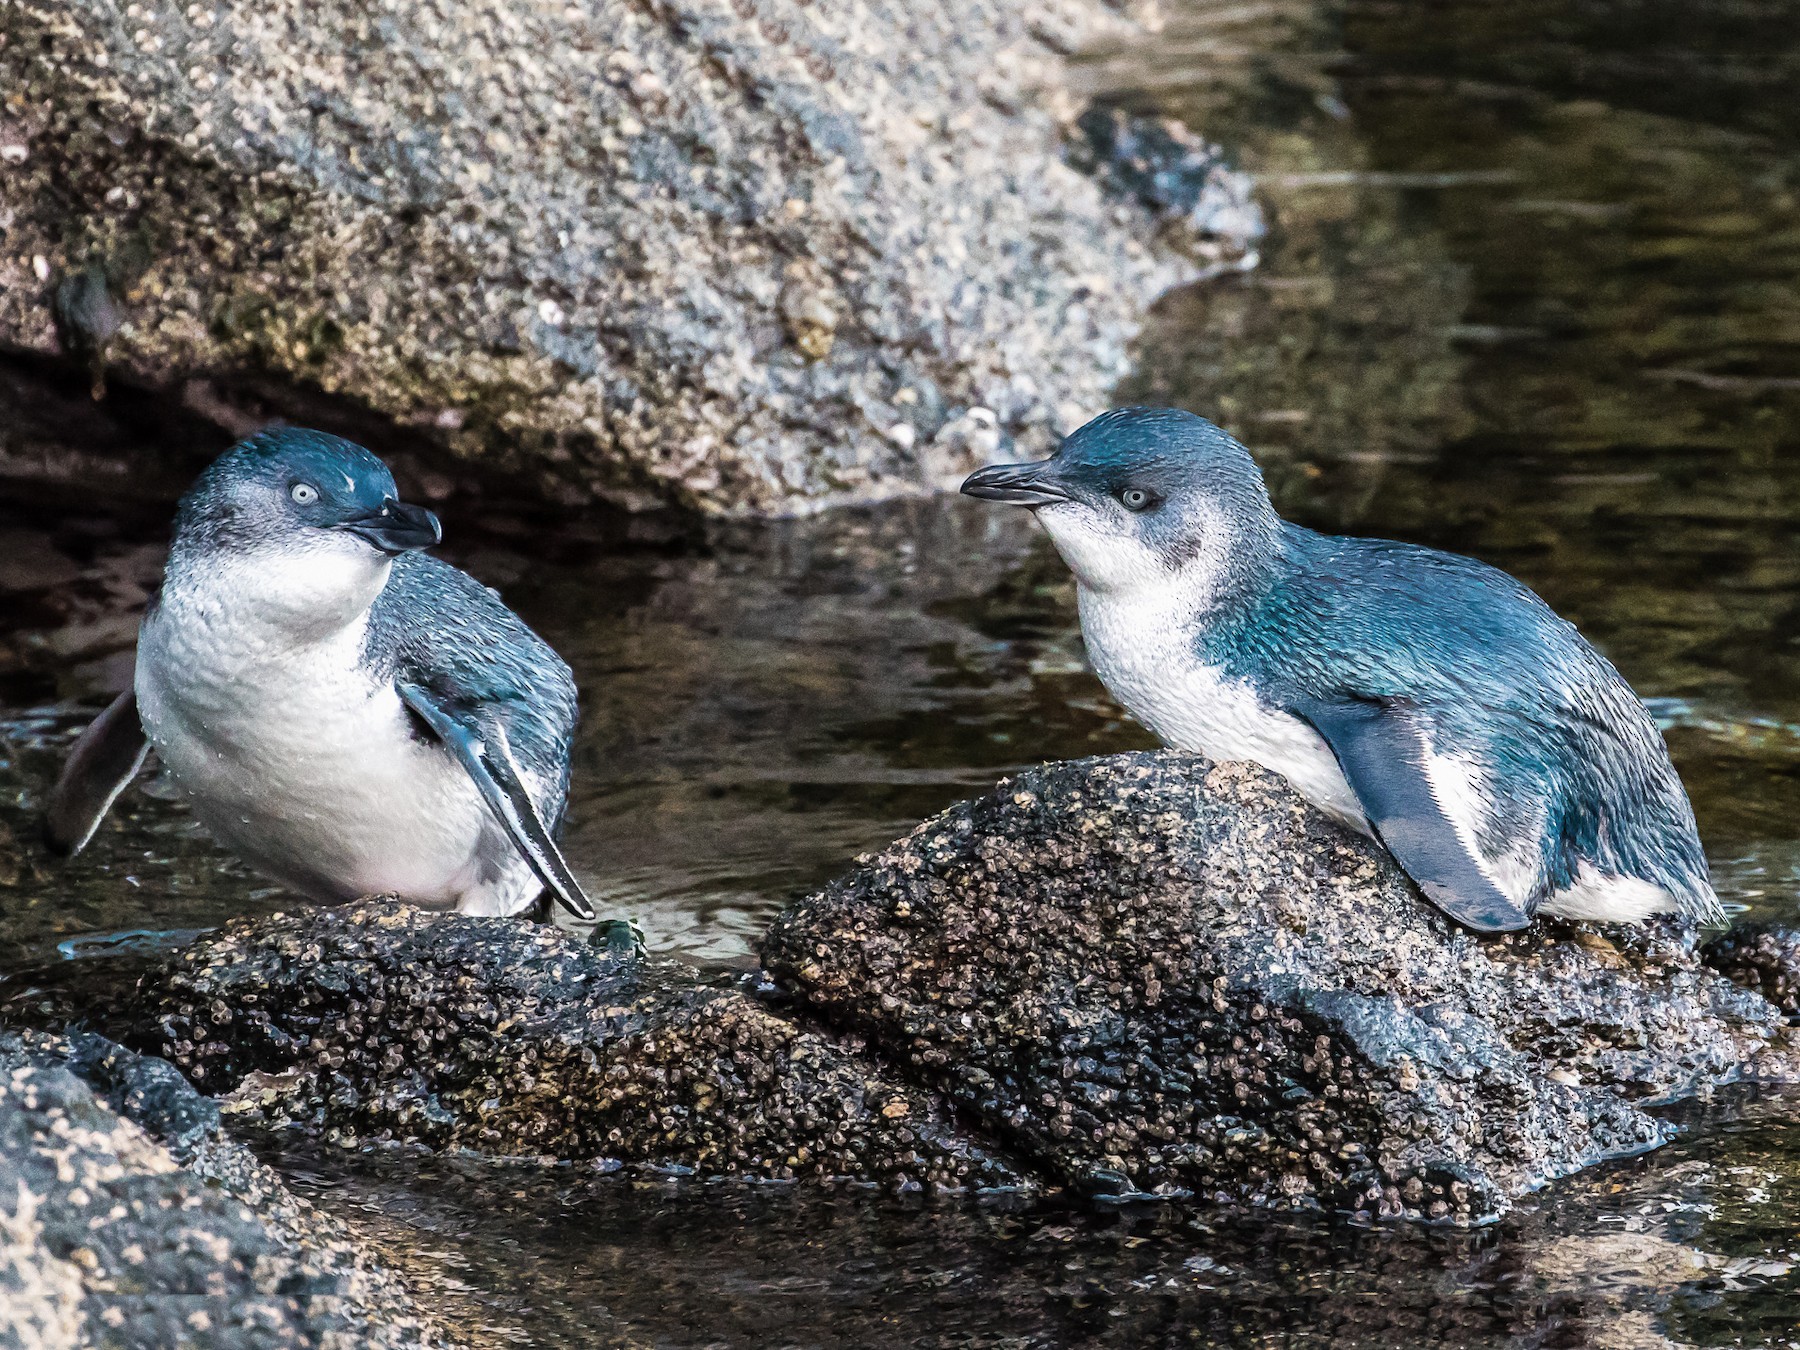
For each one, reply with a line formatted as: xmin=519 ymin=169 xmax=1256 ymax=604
xmin=764 ymin=753 xmax=1799 ymax=1219
xmin=128 ymin=904 xmax=1025 ymax=1190
xmin=7 ymin=752 xmax=1797 ymax=1251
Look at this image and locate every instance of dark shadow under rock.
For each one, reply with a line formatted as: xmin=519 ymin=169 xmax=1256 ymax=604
xmin=760 ymin=752 xmax=1800 ymax=1223
xmin=127 ymin=903 xmax=1022 ymax=1192
xmin=0 ymin=1029 xmax=460 ymax=1349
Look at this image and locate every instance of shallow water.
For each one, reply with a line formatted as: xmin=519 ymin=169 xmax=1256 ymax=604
xmin=262 ymin=1090 xmax=1800 ymax=1349
xmin=5 ymin=0 xmax=1800 ymax=1342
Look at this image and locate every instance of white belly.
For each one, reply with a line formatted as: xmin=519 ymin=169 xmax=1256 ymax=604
xmin=135 ymin=602 xmax=537 ymax=915
xmin=1078 ymin=586 xmax=1369 ymax=831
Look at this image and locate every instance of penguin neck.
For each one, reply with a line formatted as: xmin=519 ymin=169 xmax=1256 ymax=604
xmin=1071 ymin=513 xmax=1295 ymax=718
xmin=161 ymin=536 xmax=394 ymax=648
xmin=1060 ymin=511 xmax=1283 ymax=633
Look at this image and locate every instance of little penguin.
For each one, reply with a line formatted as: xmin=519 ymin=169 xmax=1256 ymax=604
xmin=46 ymin=427 xmax=596 ymax=922
xmin=962 ymin=406 xmax=1720 ymax=933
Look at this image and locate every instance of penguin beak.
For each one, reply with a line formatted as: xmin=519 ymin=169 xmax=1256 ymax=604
xmin=960 ymin=460 xmax=1072 ymax=508
xmin=339 ymin=498 xmax=443 ymax=554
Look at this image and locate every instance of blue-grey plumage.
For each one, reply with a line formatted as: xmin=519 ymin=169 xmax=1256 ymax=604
xmin=46 ymin=427 xmax=595 ymax=922
xmin=963 ymin=406 xmax=1719 ymax=932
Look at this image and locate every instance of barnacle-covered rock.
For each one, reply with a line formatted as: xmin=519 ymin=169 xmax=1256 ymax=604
xmin=0 ymin=0 xmax=1236 ymax=515
xmin=9 ymin=753 xmax=1790 ymax=1223
xmin=1704 ymin=924 xmax=1800 ymax=1020
xmin=132 ymin=904 xmax=1021 ymax=1191
xmin=0 ymin=1029 xmax=457 ymax=1349
xmin=761 ymin=751 xmax=1800 ymax=1222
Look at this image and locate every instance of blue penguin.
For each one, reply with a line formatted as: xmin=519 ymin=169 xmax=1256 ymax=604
xmin=45 ymin=428 xmax=595 ymax=922
xmin=962 ymin=406 xmax=1719 ymax=932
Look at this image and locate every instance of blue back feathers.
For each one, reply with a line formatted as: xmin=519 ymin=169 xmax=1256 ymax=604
xmin=1046 ymin=408 xmax=1709 ymax=913
xmin=1188 ymin=468 xmax=1708 ymax=913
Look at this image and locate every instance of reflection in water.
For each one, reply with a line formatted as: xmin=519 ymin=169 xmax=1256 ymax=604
xmin=269 ymin=1091 xmax=1800 ymax=1350
xmin=4 ymin=0 xmax=1800 ymax=1342
xmin=547 ymin=504 xmax=1150 ymax=965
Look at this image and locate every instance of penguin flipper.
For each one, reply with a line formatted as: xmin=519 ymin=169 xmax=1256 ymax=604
xmin=397 ymin=681 xmax=597 ymax=922
xmin=45 ymin=689 xmax=151 ymax=856
xmin=1294 ymin=697 xmax=1532 ymax=934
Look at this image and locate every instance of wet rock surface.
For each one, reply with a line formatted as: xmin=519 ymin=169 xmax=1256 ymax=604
xmin=0 ymin=0 xmax=1229 ymax=515
xmin=1705 ymin=924 xmax=1800 ymax=1021
xmin=1068 ymin=103 xmax=1266 ymax=256
xmin=6 ymin=752 xmax=1794 ymax=1229
xmin=762 ymin=751 xmax=1800 ymax=1222
xmin=121 ymin=904 xmax=1022 ymax=1190
xmin=0 ymin=1029 xmax=457 ymax=1349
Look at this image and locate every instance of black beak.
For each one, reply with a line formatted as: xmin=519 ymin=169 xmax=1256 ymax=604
xmin=340 ymin=498 xmax=442 ymax=554
xmin=960 ymin=460 xmax=1071 ymax=508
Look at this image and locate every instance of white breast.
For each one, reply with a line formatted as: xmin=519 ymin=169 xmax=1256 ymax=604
xmin=1077 ymin=585 xmax=1369 ymax=832
xmin=135 ymin=565 xmax=538 ymax=915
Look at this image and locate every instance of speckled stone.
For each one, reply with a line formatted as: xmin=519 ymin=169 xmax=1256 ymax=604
xmin=13 ymin=754 xmax=1785 ymax=1225
xmin=762 ymin=752 xmax=1800 ymax=1223
xmin=133 ymin=903 xmax=1023 ymax=1191
xmin=0 ymin=0 xmax=1231 ymax=515
xmin=0 ymin=1029 xmax=459 ymax=1349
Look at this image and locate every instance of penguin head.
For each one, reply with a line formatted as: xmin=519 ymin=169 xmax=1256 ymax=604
xmin=961 ymin=407 xmax=1280 ymax=599
xmin=176 ymin=428 xmax=441 ymax=558
xmin=168 ymin=428 xmax=443 ymax=634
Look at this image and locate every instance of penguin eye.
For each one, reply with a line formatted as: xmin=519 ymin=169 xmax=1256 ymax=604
xmin=1119 ymin=487 xmax=1158 ymax=512
xmin=290 ymin=482 xmax=320 ymax=506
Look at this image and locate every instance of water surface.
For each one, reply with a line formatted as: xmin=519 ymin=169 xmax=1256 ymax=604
xmin=5 ymin=0 xmax=1800 ymax=1342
